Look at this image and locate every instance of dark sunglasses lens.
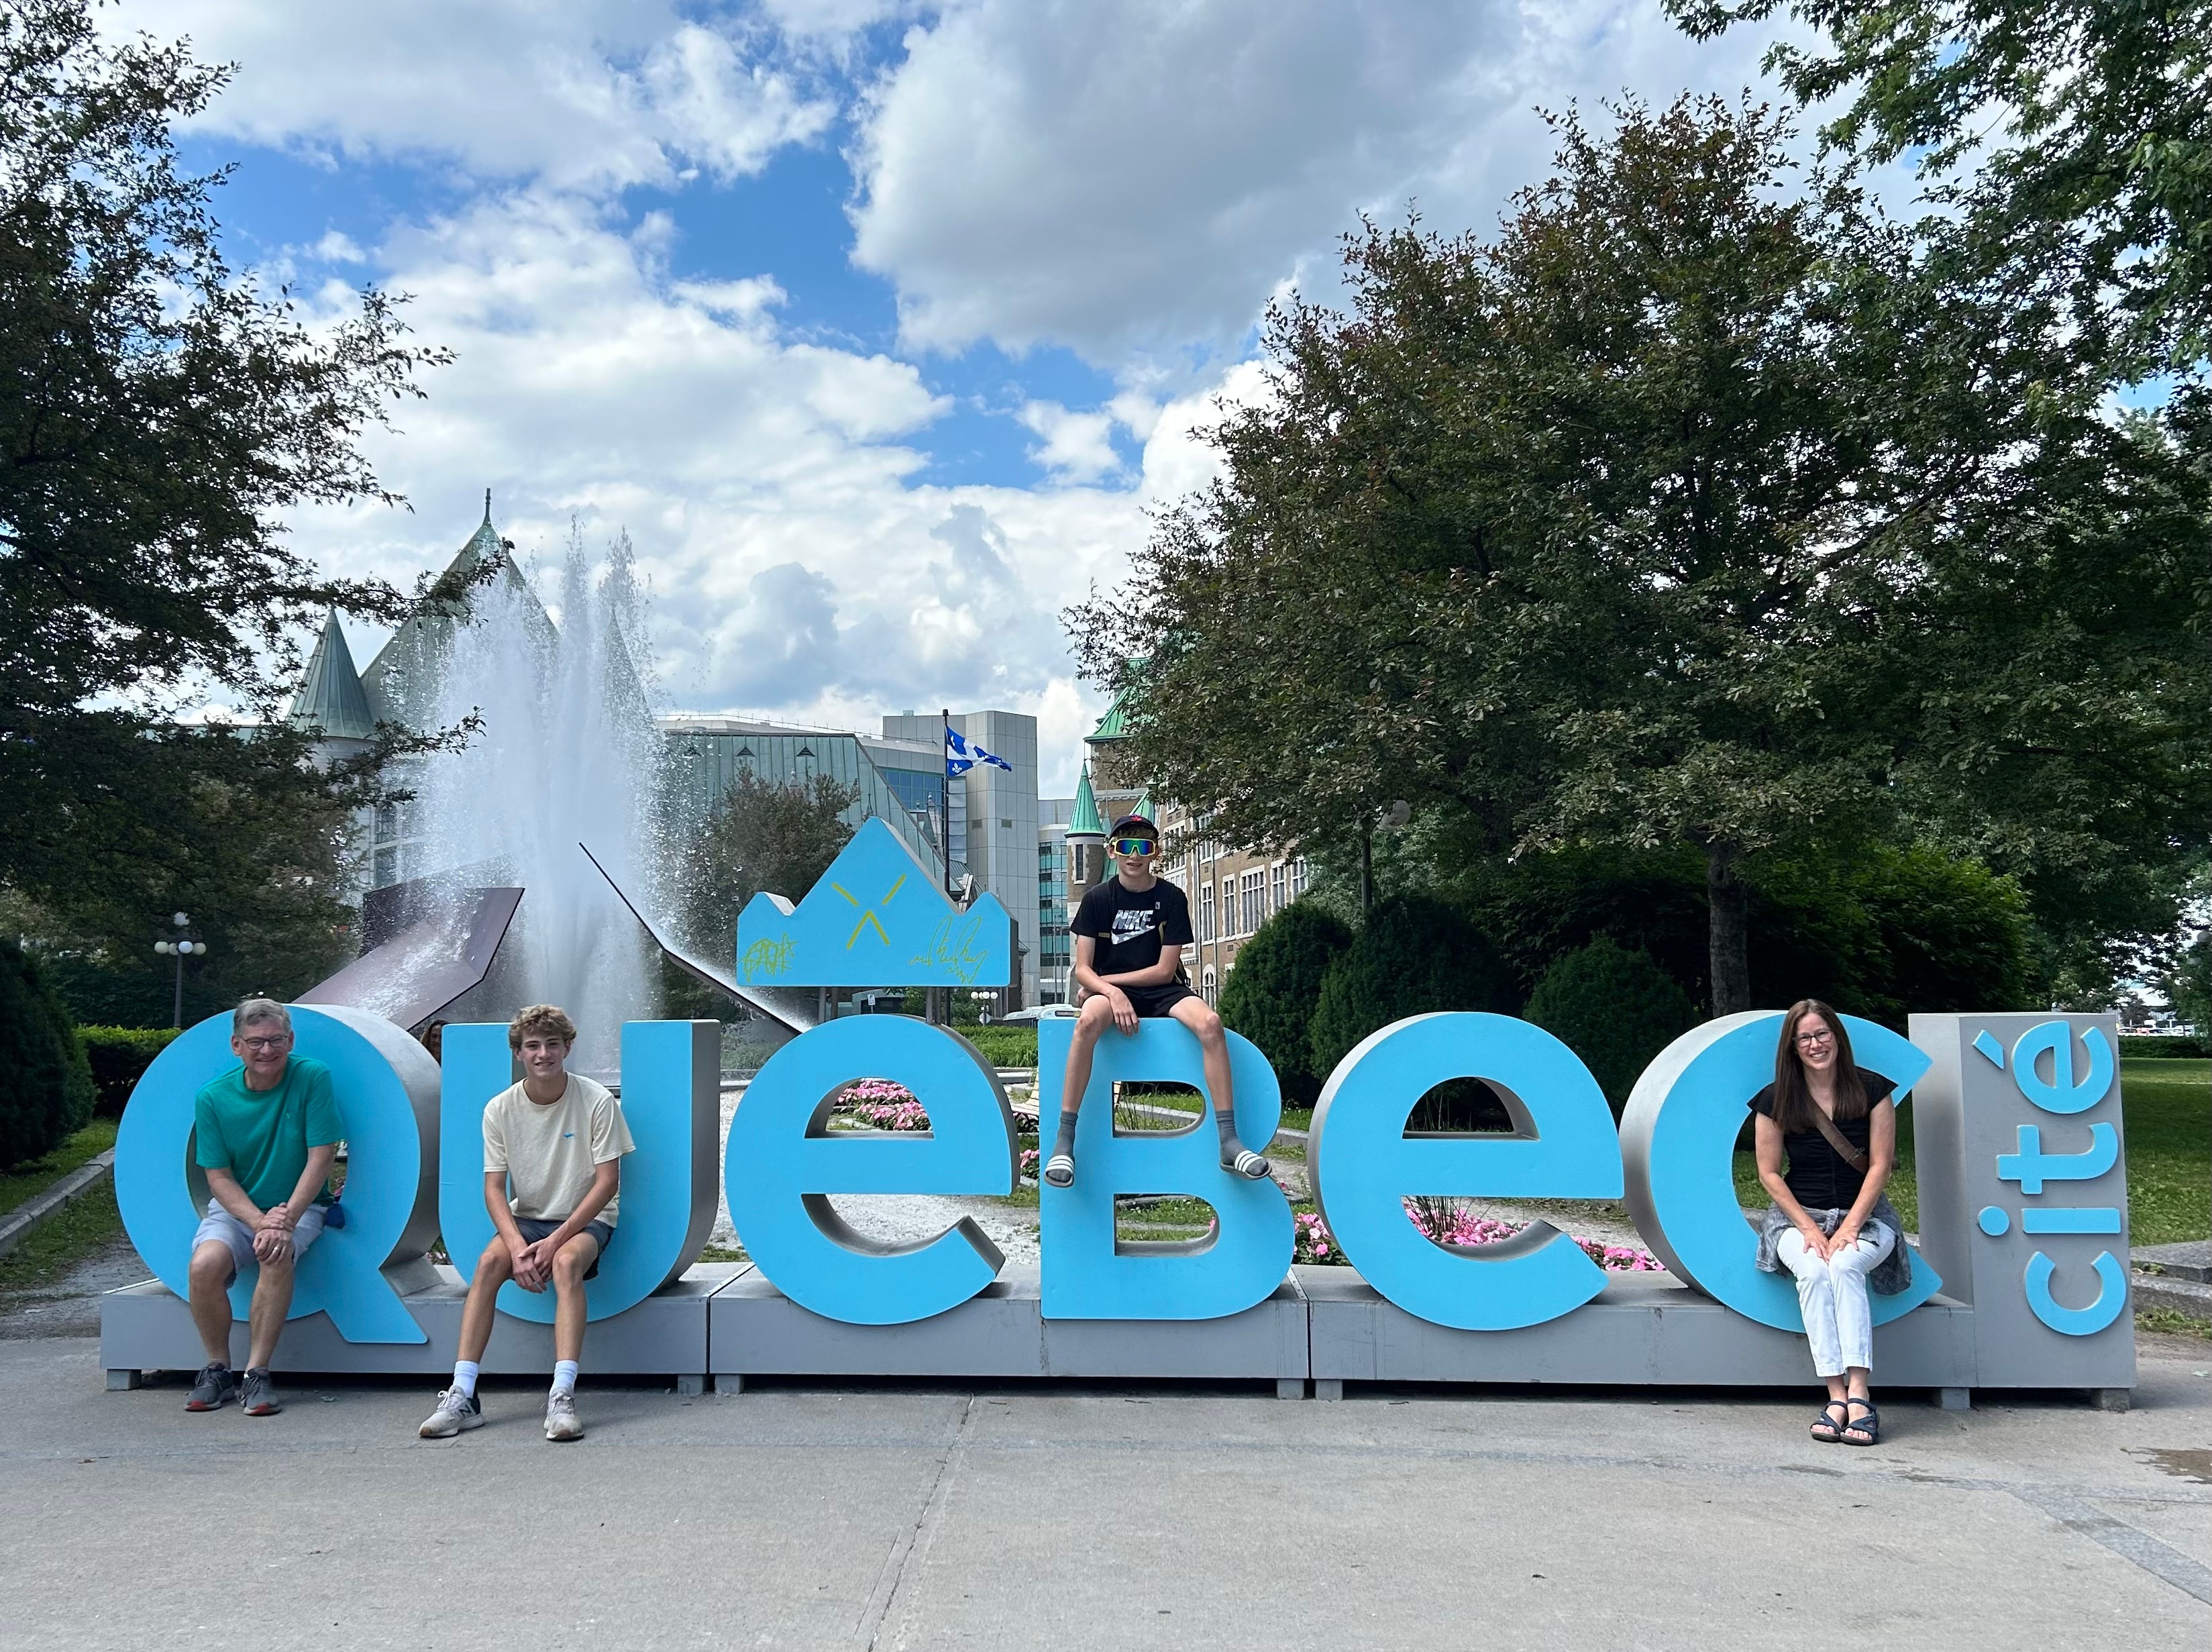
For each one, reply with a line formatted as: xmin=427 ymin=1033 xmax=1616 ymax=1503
xmin=1114 ymin=838 xmax=1153 ymax=855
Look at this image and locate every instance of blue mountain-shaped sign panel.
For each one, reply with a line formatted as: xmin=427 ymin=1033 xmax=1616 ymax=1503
xmin=736 ymin=817 xmax=1013 ymax=988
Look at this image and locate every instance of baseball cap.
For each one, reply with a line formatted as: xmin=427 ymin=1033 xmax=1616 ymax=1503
xmin=1109 ymin=813 xmax=1157 ymax=837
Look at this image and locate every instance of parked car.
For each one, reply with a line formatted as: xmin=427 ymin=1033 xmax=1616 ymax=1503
xmin=998 ymin=1004 xmax=1078 ymax=1023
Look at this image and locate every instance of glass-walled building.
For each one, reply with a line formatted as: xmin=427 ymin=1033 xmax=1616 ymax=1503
xmin=659 ymin=715 xmax=961 ymax=880
xmin=1038 ymin=796 xmax=1074 ymax=1004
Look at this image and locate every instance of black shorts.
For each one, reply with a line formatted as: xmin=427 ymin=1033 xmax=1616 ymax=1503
xmin=1120 ymin=983 xmax=1198 ymax=1019
xmin=515 ymin=1217 xmax=612 ymax=1279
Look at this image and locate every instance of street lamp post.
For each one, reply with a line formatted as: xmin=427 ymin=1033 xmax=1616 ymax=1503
xmin=152 ymin=911 xmax=208 ymax=1029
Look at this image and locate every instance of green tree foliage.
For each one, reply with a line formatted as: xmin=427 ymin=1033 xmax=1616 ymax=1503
xmin=1218 ymin=901 xmax=1353 ymax=1106
xmin=1069 ymin=96 xmax=2208 ymax=1013
xmin=1671 ymin=0 xmax=2212 ymax=372
xmin=668 ymin=773 xmax=861 ymax=1025
xmin=1 ymin=2 xmax=449 ymax=924
xmin=1524 ymin=938 xmax=1697 ymax=1113
xmin=1308 ymin=895 xmax=1515 ymax=1078
xmin=0 ymin=936 xmax=94 ymax=1167
xmin=2163 ymin=930 xmax=2212 ymax=1034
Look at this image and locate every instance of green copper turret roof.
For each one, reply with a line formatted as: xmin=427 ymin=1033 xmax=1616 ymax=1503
xmin=1085 ymin=692 xmax=1130 ymax=743
xmin=1068 ymin=770 xmax=1105 ymax=838
xmin=290 ymin=609 xmax=376 ymax=741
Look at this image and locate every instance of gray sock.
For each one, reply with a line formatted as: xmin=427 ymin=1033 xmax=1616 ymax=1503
xmin=1053 ymin=1108 xmax=1079 ymax=1161
xmin=1214 ymin=1107 xmax=1249 ymax=1164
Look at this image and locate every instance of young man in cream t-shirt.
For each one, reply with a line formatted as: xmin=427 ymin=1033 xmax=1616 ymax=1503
xmin=419 ymin=1004 xmax=635 ymax=1442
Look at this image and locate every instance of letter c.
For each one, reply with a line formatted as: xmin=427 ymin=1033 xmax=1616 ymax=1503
xmin=1620 ymin=1011 xmax=1942 ymax=1331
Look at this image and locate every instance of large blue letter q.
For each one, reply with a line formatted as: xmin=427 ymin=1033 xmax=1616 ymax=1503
xmin=1309 ymin=1013 xmax=1622 ymax=1331
xmin=114 ymin=1004 xmax=439 ymax=1342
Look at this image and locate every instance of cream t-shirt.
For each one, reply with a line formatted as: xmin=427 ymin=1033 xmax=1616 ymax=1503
xmin=482 ymin=1072 xmax=635 ymax=1227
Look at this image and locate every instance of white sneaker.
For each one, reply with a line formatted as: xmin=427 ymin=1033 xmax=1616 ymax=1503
xmin=418 ymin=1388 xmax=483 ymax=1438
xmin=544 ymin=1390 xmax=584 ymax=1441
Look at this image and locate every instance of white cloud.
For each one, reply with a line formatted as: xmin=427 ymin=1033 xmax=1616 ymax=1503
xmin=280 ymin=189 xmax=1137 ymax=762
xmin=849 ymin=0 xmax=1791 ymax=359
xmin=125 ymin=1 xmax=836 ymax=190
xmin=1018 ymin=401 xmax=1120 ymax=484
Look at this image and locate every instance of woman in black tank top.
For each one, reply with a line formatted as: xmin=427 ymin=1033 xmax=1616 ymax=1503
xmin=1749 ymin=1000 xmax=1904 ymax=1447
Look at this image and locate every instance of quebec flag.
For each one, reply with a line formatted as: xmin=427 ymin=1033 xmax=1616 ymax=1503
xmin=945 ymin=725 xmax=1013 ymax=776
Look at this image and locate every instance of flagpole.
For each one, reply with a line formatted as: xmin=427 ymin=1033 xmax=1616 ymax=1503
xmin=941 ymin=705 xmax=955 ymax=900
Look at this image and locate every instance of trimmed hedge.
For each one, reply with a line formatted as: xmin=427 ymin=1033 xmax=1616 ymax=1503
xmin=1309 ymin=894 xmax=1516 ymax=1078
xmin=2118 ymin=1034 xmax=2208 ymax=1060
xmin=0 ymin=939 xmax=97 ymax=1170
xmin=1524 ymin=939 xmax=1696 ymax=1114
xmin=1219 ymin=902 xmax=1354 ymax=1107
xmin=80 ymin=1025 xmax=183 ymax=1117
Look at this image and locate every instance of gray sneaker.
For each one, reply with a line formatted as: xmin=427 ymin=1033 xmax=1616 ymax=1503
xmin=418 ymin=1388 xmax=484 ymax=1439
xmin=184 ymin=1362 xmax=238 ymax=1412
xmin=240 ymin=1367 xmax=282 ymax=1416
xmin=544 ymin=1390 xmax=584 ymax=1441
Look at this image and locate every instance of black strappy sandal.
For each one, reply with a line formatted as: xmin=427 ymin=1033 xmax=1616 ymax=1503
xmin=1811 ymin=1400 xmax=1849 ymax=1443
xmin=1842 ymin=1397 xmax=1879 ymax=1447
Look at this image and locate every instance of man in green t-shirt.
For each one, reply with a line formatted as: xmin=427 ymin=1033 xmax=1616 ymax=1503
xmin=183 ymin=999 xmax=342 ymax=1417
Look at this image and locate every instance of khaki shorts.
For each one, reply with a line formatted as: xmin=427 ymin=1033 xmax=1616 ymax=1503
xmin=192 ymin=1198 xmax=327 ymax=1280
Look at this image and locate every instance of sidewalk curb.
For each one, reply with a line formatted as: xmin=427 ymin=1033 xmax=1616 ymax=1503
xmin=0 ymin=1149 xmax=116 ymax=1260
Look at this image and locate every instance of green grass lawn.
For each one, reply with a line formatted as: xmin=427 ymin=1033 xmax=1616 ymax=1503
xmin=1732 ymin=1057 xmax=2207 ymax=1245
xmin=0 ymin=1118 xmax=118 ymax=1215
xmin=0 ymin=1179 xmax=122 ymax=1294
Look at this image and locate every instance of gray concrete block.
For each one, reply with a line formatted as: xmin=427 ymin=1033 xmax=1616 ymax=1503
xmin=2089 ymin=1386 xmax=2130 ymax=1412
xmin=104 ymin=1367 xmax=141 ymax=1391
xmin=1936 ymin=1386 xmax=1971 ymax=1411
xmin=706 ymin=1263 xmax=1310 ymax=1382
xmin=1299 ymin=1266 xmax=1987 ymax=1388
xmin=100 ymin=1263 xmax=745 ymax=1377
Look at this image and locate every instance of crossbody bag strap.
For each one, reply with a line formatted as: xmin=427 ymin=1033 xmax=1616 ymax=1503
xmin=1809 ymin=1107 xmax=1871 ymax=1176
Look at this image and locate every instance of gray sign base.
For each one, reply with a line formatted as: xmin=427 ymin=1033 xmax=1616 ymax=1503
xmin=708 ymin=1262 xmax=1309 ymax=1393
xmin=99 ymin=1263 xmax=741 ymax=1386
xmin=1300 ymin=1267 xmax=1996 ymax=1391
xmin=100 ymin=1261 xmax=2127 ymax=1404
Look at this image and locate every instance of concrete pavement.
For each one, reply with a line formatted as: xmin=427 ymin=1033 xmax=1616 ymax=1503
xmin=3 ymin=1333 xmax=2210 ymax=1650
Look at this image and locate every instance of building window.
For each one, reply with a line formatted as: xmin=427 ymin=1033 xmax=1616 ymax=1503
xmin=1198 ymin=884 xmax=1214 ymax=943
xmin=1239 ymin=869 xmax=1263 ymax=936
xmin=1202 ymin=966 xmax=1217 ymax=1005
xmin=1292 ymin=856 xmax=1310 ymax=898
xmin=1220 ymin=878 xmax=1236 ymax=935
xmin=1270 ymin=861 xmax=1286 ymax=915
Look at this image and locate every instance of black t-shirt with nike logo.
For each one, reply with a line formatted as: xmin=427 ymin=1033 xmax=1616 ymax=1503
xmin=1072 ymin=876 xmax=1194 ymax=979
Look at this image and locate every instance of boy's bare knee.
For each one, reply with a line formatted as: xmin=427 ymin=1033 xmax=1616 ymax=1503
xmin=478 ymin=1238 xmax=515 ymax=1277
xmin=188 ymin=1244 xmax=232 ymax=1291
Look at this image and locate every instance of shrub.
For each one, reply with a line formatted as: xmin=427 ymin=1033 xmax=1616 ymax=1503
xmin=78 ymin=1025 xmax=182 ymax=1117
xmin=2118 ymin=1034 xmax=2209 ymax=1060
xmin=964 ymin=1024 xmax=1040 ymax=1068
xmin=1524 ymin=938 xmax=1697 ymax=1113
xmin=0 ymin=938 xmax=97 ymax=1168
xmin=1308 ymin=894 xmax=1516 ymax=1078
xmin=1218 ymin=902 xmax=1353 ymax=1107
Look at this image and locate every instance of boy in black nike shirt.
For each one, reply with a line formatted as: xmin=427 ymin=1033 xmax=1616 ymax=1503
xmin=1043 ymin=814 xmax=1270 ymax=1188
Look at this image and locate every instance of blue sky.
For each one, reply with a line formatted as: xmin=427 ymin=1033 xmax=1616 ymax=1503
xmin=131 ymin=1 xmax=1798 ymax=796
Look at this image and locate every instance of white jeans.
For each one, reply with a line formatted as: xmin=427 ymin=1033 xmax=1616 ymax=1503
xmin=1777 ymin=1221 xmax=1895 ymax=1378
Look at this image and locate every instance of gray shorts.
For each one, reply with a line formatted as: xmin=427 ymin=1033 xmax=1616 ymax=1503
xmin=192 ymin=1198 xmax=327 ymax=1280
xmin=514 ymin=1217 xmax=612 ymax=1280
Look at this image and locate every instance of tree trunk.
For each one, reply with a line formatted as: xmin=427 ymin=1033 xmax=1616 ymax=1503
xmin=1359 ymin=828 xmax=1374 ymax=915
xmin=1705 ymin=841 xmax=1751 ymax=1017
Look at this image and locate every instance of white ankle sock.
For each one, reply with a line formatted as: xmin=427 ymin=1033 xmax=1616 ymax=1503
xmin=551 ymin=1360 xmax=578 ymax=1396
xmin=451 ymin=1359 xmax=480 ymax=1399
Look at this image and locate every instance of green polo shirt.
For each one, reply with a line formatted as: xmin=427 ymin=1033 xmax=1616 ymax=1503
xmin=192 ymin=1055 xmax=343 ymax=1210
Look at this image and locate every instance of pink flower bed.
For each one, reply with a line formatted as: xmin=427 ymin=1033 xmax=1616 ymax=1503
xmin=836 ymin=1078 xmax=931 ymax=1131
xmin=1289 ymin=1202 xmax=1661 ymax=1271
